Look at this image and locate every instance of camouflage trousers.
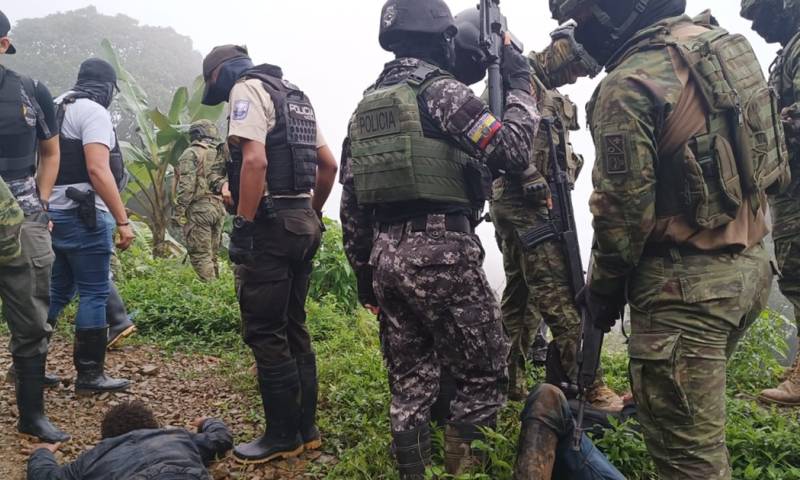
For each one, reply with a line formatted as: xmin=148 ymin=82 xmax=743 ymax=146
xmin=771 ymin=193 xmax=800 ymax=331
xmin=490 ymin=179 xmax=582 ymax=395
xmin=183 ymin=198 xmax=225 ymax=282
xmin=371 ymin=214 xmax=509 ymax=432
xmin=627 ymin=243 xmax=771 ymax=480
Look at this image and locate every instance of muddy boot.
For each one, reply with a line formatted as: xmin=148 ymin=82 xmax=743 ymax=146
xmin=759 ymin=359 xmax=800 ymax=406
xmin=14 ymin=354 xmax=70 ymax=443
xmin=296 ymin=353 xmax=321 ymax=450
xmin=392 ymin=424 xmax=431 ymax=480
xmin=444 ymin=422 xmax=487 ymax=475
xmin=74 ymin=327 xmax=131 ymax=395
xmin=513 ymin=413 xmax=557 ymax=479
xmin=233 ymin=360 xmax=304 ymax=464
xmin=431 ymin=369 xmax=456 ymax=427
xmin=586 ymin=383 xmax=623 ymax=412
xmin=106 ymin=283 xmax=137 ymax=349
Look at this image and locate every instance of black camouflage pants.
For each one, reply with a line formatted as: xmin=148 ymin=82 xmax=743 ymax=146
xmin=371 ymin=214 xmax=510 ymax=432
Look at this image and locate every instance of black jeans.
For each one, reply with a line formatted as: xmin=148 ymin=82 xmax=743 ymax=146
xmin=236 ymin=208 xmax=322 ymax=367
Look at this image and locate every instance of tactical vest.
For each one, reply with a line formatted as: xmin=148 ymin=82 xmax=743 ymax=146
xmin=0 ymin=69 xmax=44 ymax=181
xmin=227 ymin=66 xmax=318 ymax=207
xmin=55 ymin=94 xmax=126 ymax=189
xmin=349 ymin=63 xmax=476 ymax=206
xmin=655 ymin=20 xmax=790 ymax=230
xmin=770 ymin=32 xmax=800 ymax=162
xmin=532 ymin=75 xmax=582 ymax=185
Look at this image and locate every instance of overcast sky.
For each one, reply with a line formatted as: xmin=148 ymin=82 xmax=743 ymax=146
xmin=3 ymin=1 xmax=780 ymax=288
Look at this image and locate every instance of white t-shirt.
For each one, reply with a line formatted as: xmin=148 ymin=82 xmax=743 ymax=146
xmin=49 ymin=95 xmax=116 ymax=212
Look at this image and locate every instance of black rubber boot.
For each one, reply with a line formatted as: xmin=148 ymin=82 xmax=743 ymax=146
xmin=296 ymin=353 xmax=321 ymax=450
xmin=106 ymin=283 xmax=136 ymax=349
xmin=444 ymin=422 xmax=488 ymax=475
xmin=392 ymin=424 xmax=431 ymax=480
xmin=74 ymin=327 xmax=131 ymax=395
xmin=14 ymin=354 xmax=70 ymax=443
xmin=7 ymin=365 xmax=60 ymax=387
xmin=233 ymin=360 xmax=304 ymax=464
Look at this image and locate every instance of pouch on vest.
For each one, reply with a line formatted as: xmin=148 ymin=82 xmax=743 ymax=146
xmin=673 ymin=26 xmax=790 ymax=205
xmin=349 ymin=65 xmax=477 ymax=206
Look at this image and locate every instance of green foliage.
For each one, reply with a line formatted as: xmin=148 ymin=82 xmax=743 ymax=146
xmin=728 ymin=310 xmax=788 ymax=394
xmin=309 ymin=218 xmax=359 ymax=313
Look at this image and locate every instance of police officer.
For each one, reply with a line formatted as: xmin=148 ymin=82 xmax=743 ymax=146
xmin=340 ymin=0 xmax=541 ymax=476
xmin=0 ymin=10 xmax=69 ymax=443
xmin=49 ymin=58 xmax=133 ymax=395
xmin=200 ymin=45 xmax=338 ymax=464
xmin=553 ymin=0 xmax=784 ymax=478
xmin=174 ymin=119 xmax=229 ymax=281
xmin=741 ymin=0 xmax=800 ymax=406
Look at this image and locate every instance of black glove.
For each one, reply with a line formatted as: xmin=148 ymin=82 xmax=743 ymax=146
xmin=520 ymin=166 xmax=551 ymax=206
xmin=357 ymin=266 xmax=378 ymax=307
xmin=576 ymin=286 xmax=623 ymax=333
xmin=501 ymin=45 xmax=532 ymax=95
xmin=229 ymin=218 xmax=256 ymax=265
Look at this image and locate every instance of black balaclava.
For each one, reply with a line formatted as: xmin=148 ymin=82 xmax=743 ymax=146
xmin=202 ymin=56 xmax=255 ymax=106
xmin=752 ymin=2 xmax=797 ymax=45
xmin=392 ymin=32 xmax=457 ymax=71
xmin=576 ymin=0 xmax=687 ymax=65
xmin=73 ymin=58 xmax=119 ymax=108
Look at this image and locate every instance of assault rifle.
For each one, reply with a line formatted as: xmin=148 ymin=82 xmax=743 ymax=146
xmin=479 ymin=0 xmax=523 ymax=117
xmin=517 ymin=118 xmax=605 ymax=449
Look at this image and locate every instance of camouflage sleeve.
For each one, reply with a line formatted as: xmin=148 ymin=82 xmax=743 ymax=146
xmin=421 ymin=77 xmax=540 ymax=174
xmin=207 ymin=143 xmax=229 ymax=194
xmin=0 ymin=177 xmax=24 ymax=266
xmin=587 ymin=74 xmax=658 ymax=300
xmin=339 ymin=137 xmax=375 ymax=280
xmin=528 ymin=25 xmax=602 ymax=90
xmin=175 ymin=148 xmax=198 ymax=218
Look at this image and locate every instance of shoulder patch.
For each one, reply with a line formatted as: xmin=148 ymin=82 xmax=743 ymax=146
xmin=603 ymin=133 xmax=629 ymax=175
xmin=232 ymin=100 xmax=250 ymax=121
xmin=467 ymin=112 xmax=502 ymax=150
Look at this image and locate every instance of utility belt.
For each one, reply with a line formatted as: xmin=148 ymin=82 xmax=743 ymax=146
xmin=641 ymin=242 xmax=742 ymax=259
xmin=253 ymin=195 xmax=312 ymax=223
xmin=378 ymin=213 xmax=472 ymax=234
xmin=65 ymin=187 xmax=97 ymax=229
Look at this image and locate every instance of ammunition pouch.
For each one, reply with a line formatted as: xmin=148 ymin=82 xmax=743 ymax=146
xmin=517 ymin=221 xmax=559 ymax=251
xmin=65 ymin=187 xmax=97 ymax=230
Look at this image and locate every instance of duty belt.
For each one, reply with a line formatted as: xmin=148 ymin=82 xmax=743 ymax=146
xmin=272 ymin=197 xmax=311 ymax=210
xmin=379 ymin=214 xmax=472 ymax=234
xmin=641 ymin=242 xmax=742 ymax=258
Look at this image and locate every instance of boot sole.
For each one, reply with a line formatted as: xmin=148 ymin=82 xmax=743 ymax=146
xmin=75 ymin=385 xmax=131 ymax=397
xmin=232 ymin=444 xmax=304 ymax=465
xmin=107 ymin=325 xmax=137 ymax=349
xmin=757 ymin=394 xmax=800 ymax=407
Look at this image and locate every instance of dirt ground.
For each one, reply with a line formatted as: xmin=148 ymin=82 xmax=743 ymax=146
xmin=0 ymin=337 xmax=335 ymax=480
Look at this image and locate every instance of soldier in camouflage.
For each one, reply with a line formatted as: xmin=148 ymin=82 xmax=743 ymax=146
xmin=555 ymin=0 xmax=782 ymax=478
xmin=0 ymin=176 xmax=23 ymax=265
xmin=741 ymin=0 xmax=800 ymax=406
xmin=340 ymin=0 xmax=542 ymax=477
xmin=174 ymin=119 xmax=229 ymax=281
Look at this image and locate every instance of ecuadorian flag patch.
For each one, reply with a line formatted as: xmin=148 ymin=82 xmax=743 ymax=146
xmin=467 ymin=112 xmax=502 ymax=150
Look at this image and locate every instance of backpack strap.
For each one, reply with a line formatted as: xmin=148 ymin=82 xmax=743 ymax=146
xmin=19 ymin=76 xmax=51 ymax=139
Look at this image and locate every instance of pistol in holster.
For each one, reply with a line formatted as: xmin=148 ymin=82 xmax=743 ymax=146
xmin=66 ymin=187 xmax=97 ymax=230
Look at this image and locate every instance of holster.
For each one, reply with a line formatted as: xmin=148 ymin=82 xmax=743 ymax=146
xmin=255 ymin=195 xmax=278 ymax=223
xmin=65 ymin=187 xmax=97 ymax=230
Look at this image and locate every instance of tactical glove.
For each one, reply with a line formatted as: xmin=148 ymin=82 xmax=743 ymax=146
xmin=501 ymin=45 xmax=533 ymax=95
xmin=229 ymin=218 xmax=256 ymax=265
xmin=520 ymin=166 xmax=551 ymax=206
xmin=575 ymin=286 xmax=623 ymax=333
xmin=357 ymin=266 xmax=378 ymax=307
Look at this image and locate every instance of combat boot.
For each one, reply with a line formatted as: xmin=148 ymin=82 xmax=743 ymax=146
xmin=778 ymin=346 xmax=800 ymax=382
xmin=444 ymin=422 xmax=487 ymax=475
xmin=392 ymin=424 xmax=431 ymax=480
xmin=233 ymin=360 xmax=304 ymax=463
xmin=74 ymin=327 xmax=131 ymax=395
xmin=106 ymin=283 xmax=136 ymax=349
xmin=14 ymin=354 xmax=70 ymax=443
xmin=296 ymin=353 xmax=321 ymax=450
xmin=586 ymin=383 xmax=624 ymax=412
xmin=759 ymin=359 xmax=800 ymax=406
xmin=513 ymin=412 xmax=557 ymax=479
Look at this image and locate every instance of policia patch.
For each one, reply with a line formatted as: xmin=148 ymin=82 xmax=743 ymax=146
xmin=603 ymin=133 xmax=628 ymax=175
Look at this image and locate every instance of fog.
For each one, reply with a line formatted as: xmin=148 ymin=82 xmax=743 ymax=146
xmin=4 ymin=1 xmax=781 ymax=289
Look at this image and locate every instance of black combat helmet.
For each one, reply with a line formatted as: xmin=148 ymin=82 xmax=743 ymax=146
xmin=452 ymin=7 xmax=489 ymax=85
xmin=378 ymin=0 xmax=458 ymax=52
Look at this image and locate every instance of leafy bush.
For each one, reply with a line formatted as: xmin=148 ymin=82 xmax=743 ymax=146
xmin=309 ymin=218 xmax=359 ymax=313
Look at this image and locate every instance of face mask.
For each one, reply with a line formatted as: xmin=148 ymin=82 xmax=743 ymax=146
xmin=753 ymin=13 xmax=795 ymax=45
xmin=73 ymin=81 xmax=116 ymax=109
xmin=202 ymin=57 xmax=255 ymax=106
xmin=574 ymin=17 xmax=618 ymax=66
xmin=453 ymin=48 xmax=487 ymax=85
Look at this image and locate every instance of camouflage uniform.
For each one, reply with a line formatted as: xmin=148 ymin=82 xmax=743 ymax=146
xmin=490 ymin=31 xmax=598 ymax=398
xmin=0 ymin=176 xmax=23 ymax=265
xmin=175 ymin=124 xmax=227 ymax=281
xmin=587 ymin=14 xmax=773 ymax=479
xmin=341 ymin=57 xmax=540 ymax=432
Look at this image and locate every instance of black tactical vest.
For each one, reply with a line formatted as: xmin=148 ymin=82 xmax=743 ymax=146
xmin=55 ymin=94 xmax=125 ymax=189
xmin=227 ymin=64 xmax=318 ymax=205
xmin=0 ymin=68 xmax=43 ymax=181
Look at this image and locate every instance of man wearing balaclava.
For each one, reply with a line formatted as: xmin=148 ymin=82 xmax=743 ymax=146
xmin=551 ymin=0 xmax=788 ymax=478
xmin=742 ymin=0 xmax=800 ymax=407
xmin=48 ymin=58 xmax=134 ymax=396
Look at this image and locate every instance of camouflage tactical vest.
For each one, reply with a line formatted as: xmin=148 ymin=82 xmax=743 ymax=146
xmin=531 ymin=75 xmax=582 ymax=185
xmin=349 ymin=62 xmax=476 ymax=206
xmin=770 ymin=31 xmax=800 ymax=162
